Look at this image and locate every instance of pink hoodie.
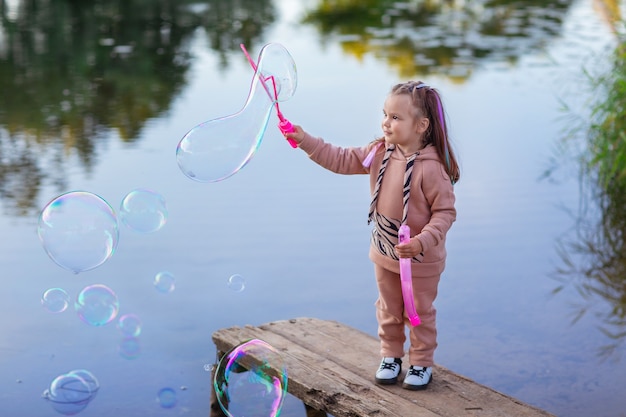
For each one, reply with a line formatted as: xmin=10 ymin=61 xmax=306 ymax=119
xmin=298 ymin=133 xmax=456 ymax=276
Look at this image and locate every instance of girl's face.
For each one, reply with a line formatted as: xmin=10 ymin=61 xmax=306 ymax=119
xmin=382 ymin=93 xmax=428 ymax=153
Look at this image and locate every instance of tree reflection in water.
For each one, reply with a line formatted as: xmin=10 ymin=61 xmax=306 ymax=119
xmin=302 ymin=0 xmax=574 ymax=80
xmin=0 ymin=0 xmax=581 ymax=217
xmin=0 ymin=0 xmax=274 ymax=216
xmin=548 ymin=38 xmax=626 ymax=361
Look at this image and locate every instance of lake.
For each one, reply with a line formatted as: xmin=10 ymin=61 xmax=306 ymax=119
xmin=0 ymin=0 xmax=624 ymax=416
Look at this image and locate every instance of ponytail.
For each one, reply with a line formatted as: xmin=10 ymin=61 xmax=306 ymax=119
xmin=389 ymin=81 xmax=460 ymax=184
xmin=429 ymin=89 xmax=460 ymax=184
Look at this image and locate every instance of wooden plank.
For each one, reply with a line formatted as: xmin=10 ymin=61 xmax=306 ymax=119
xmin=212 ymin=317 xmax=555 ymax=417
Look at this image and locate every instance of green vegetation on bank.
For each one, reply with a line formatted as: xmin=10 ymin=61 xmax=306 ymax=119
xmin=552 ymin=30 xmax=626 ymax=360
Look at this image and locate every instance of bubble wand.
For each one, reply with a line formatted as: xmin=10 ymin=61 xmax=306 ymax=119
xmin=399 ymin=224 xmax=421 ymax=326
xmin=240 ymin=44 xmax=298 ymax=148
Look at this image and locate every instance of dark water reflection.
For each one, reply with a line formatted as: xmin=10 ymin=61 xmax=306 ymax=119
xmin=303 ymin=0 xmax=573 ymax=79
xmin=1 ymin=0 xmax=625 ymax=416
xmin=0 ymin=0 xmax=274 ymax=216
xmin=0 ymin=0 xmax=578 ymax=217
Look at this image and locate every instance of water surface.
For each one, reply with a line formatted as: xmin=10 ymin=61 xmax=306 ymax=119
xmin=0 ymin=0 xmax=624 ymax=416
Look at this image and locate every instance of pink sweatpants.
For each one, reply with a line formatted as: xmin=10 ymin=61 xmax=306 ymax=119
xmin=374 ymin=263 xmax=440 ymax=367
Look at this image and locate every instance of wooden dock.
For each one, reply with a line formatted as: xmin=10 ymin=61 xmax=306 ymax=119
xmin=211 ymin=317 xmax=555 ymax=417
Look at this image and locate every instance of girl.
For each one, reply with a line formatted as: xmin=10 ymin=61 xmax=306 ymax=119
xmin=284 ymin=81 xmax=459 ymax=390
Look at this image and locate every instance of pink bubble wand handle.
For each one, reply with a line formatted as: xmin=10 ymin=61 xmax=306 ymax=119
xmin=399 ymin=224 xmax=421 ymax=327
xmin=277 ymin=112 xmax=298 ymax=148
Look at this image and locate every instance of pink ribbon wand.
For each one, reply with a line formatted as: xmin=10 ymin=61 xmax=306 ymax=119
xmin=399 ymin=224 xmax=421 ymax=326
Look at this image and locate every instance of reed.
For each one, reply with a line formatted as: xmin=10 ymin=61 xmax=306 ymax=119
xmin=588 ymin=43 xmax=626 ymax=191
xmin=550 ymin=30 xmax=626 ymax=361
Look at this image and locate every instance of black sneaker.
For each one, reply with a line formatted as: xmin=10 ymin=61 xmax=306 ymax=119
xmin=402 ymin=365 xmax=432 ymax=390
xmin=375 ymin=357 xmax=402 ymax=384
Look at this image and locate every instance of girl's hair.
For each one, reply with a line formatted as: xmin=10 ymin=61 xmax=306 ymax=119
xmin=386 ymin=80 xmax=460 ymax=184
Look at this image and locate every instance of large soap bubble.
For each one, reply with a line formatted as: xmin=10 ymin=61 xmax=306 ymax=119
xmin=176 ymin=43 xmax=297 ymax=182
xmin=214 ymin=339 xmax=288 ymax=417
xmin=38 ymin=191 xmax=119 ymax=274
xmin=119 ymin=189 xmax=168 ymax=233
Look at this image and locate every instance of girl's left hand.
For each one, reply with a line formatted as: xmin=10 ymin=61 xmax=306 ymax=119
xmin=395 ymin=236 xmax=423 ymax=259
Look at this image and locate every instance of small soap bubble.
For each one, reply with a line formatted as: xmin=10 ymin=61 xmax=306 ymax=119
xmin=119 ymin=337 xmax=142 ymax=360
xmin=214 ymin=339 xmax=287 ymax=417
xmin=227 ymin=274 xmax=246 ymax=292
xmin=157 ymin=387 xmax=177 ymax=409
xmin=154 ymin=271 xmax=175 ymax=294
xmin=75 ymin=284 xmax=119 ymax=326
xmin=42 ymin=288 xmax=70 ymax=313
xmin=43 ymin=370 xmax=98 ymax=415
xmin=117 ymin=314 xmax=142 ymax=337
xmin=37 ymin=191 xmax=119 ymax=274
xmin=119 ymin=189 xmax=168 ymax=233
xmin=67 ymin=369 xmax=99 ymax=400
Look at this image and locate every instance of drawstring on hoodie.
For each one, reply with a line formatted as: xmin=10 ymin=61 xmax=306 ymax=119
xmin=367 ymin=144 xmax=417 ymax=226
xmin=367 ymin=144 xmax=394 ymax=224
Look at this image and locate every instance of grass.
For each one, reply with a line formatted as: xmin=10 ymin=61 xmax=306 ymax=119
xmin=550 ymin=28 xmax=626 ymax=361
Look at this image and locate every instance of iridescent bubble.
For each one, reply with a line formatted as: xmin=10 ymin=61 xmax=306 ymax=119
xmin=227 ymin=274 xmax=246 ymax=292
xmin=176 ymin=43 xmax=297 ymax=183
xmin=42 ymin=288 xmax=70 ymax=313
xmin=154 ymin=271 xmax=175 ymax=294
xmin=43 ymin=371 xmax=95 ymax=415
xmin=157 ymin=387 xmax=177 ymax=409
xmin=119 ymin=189 xmax=168 ymax=233
xmin=119 ymin=337 xmax=142 ymax=360
xmin=214 ymin=339 xmax=288 ymax=417
xmin=75 ymin=284 xmax=119 ymax=326
xmin=67 ymin=369 xmax=99 ymax=401
xmin=37 ymin=191 xmax=119 ymax=274
xmin=117 ymin=314 xmax=142 ymax=337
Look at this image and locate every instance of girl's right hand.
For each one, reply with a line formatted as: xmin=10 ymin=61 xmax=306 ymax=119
xmin=283 ymin=124 xmax=305 ymax=143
